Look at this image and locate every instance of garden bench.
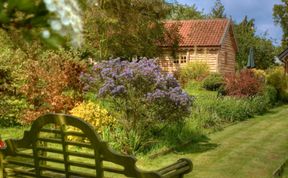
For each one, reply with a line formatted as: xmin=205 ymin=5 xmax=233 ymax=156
xmin=0 ymin=114 xmax=192 ymax=178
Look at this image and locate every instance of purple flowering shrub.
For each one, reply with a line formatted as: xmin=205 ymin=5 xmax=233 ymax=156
xmin=81 ymin=58 xmax=192 ymax=148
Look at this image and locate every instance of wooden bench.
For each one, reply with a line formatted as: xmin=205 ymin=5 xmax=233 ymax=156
xmin=0 ymin=114 xmax=193 ymax=178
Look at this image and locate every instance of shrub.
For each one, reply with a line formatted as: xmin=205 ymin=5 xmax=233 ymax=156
xmin=251 ymin=68 xmax=266 ymax=83
xmin=202 ymin=73 xmax=224 ymax=91
xmin=81 ymin=58 xmax=192 ymax=152
xmin=0 ymin=96 xmax=29 ymax=127
xmin=176 ymin=61 xmax=210 ymax=85
xmin=0 ymin=68 xmax=13 ymax=94
xmin=69 ymin=101 xmax=115 ymax=134
xmin=21 ymin=50 xmax=86 ymax=123
xmin=266 ymin=67 xmax=287 ymax=90
xmin=224 ymin=69 xmax=264 ymax=97
xmin=262 ymin=85 xmax=278 ymax=106
xmin=266 ymin=67 xmax=288 ymax=102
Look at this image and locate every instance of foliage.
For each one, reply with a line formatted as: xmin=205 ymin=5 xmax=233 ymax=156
xmin=69 ymin=101 xmax=115 ymax=134
xmin=0 ymin=67 xmax=13 ymax=94
xmin=224 ymin=69 xmax=264 ymax=97
xmin=81 ymin=58 xmax=192 ymax=151
xmin=234 ymin=16 xmax=276 ymax=69
xmin=21 ymin=50 xmax=86 ymax=123
xmin=166 ymin=2 xmax=204 ymax=20
xmin=266 ymin=67 xmax=287 ymax=91
xmin=202 ymin=73 xmax=224 ymax=91
xmin=266 ymin=66 xmax=288 ymax=102
xmin=0 ymin=0 xmax=86 ymax=47
xmin=273 ymin=0 xmax=288 ymax=46
xmin=175 ymin=62 xmax=210 ymax=86
xmin=187 ymin=89 xmax=272 ymax=132
xmin=0 ymin=96 xmax=29 ymax=127
xmin=209 ymin=0 xmax=226 ymax=18
xmin=261 ymin=85 xmax=278 ymax=106
xmin=83 ymin=0 xmax=170 ymax=60
xmin=251 ymin=68 xmax=266 ymax=83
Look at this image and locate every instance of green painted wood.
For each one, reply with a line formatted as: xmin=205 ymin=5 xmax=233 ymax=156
xmin=0 ymin=113 xmax=193 ymax=178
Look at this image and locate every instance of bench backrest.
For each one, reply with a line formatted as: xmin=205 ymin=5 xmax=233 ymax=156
xmin=2 ymin=114 xmax=140 ymax=178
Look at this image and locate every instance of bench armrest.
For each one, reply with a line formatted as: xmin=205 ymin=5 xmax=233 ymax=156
xmin=155 ymin=158 xmax=192 ymax=177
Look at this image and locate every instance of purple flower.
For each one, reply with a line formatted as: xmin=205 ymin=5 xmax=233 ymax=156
xmin=81 ymin=58 xmax=193 ymax=122
xmin=111 ymin=85 xmax=126 ymax=95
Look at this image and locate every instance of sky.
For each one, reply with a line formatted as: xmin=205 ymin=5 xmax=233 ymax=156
xmin=176 ymin=0 xmax=283 ymax=46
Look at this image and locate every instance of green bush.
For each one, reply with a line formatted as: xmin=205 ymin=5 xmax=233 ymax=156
xmin=266 ymin=67 xmax=287 ymax=91
xmin=279 ymin=90 xmax=288 ymax=103
xmin=190 ymin=93 xmax=272 ymax=130
xmin=0 ymin=96 xmax=29 ymax=127
xmin=266 ymin=67 xmax=288 ymax=102
xmin=262 ymin=85 xmax=278 ymax=106
xmin=202 ymin=73 xmax=224 ymax=91
xmin=176 ymin=62 xmax=210 ymax=85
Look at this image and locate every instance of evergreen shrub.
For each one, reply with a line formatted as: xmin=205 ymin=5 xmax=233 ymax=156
xmin=202 ymin=73 xmax=224 ymax=91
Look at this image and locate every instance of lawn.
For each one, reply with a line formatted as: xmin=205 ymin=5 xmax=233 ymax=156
xmin=1 ymin=105 xmax=288 ymax=178
xmin=137 ymin=105 xmax=288 ymax=178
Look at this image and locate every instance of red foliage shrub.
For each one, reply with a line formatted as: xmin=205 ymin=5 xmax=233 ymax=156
xmin=20 ymin=53 xmax=86 ymax=123
xmin=224 ymin=69 xmax=263 ymax=97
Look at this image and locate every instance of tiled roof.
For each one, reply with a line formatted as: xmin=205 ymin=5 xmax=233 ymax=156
xmin=161 ymin=19 xmax=230 ymax=47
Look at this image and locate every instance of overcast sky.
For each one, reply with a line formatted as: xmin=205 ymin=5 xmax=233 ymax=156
xmin=176 ymin=0 xmax=283 ymax=46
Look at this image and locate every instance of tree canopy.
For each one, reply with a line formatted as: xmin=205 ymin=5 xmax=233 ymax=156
xmin=84 ymin=0 xmax=170 ymax=60
xmin=166 ymin=2 xmax=204 ymax=20
xmin=234 ymin=16 xmax=276 ymax=69
xmin=209 ymin=0 xmax=226 ymax=18
xmin=273 ymin=0 xmax=288 ymax=47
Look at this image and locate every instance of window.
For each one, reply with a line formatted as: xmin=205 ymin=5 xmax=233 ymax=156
xmin=180 ymin=55 xmax=187 ymax=63
xmin=173 ymin=58 xmax=179 ymax=64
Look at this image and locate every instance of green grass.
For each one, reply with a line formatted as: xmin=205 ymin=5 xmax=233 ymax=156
xmin=1 ymin=106 xmax=288 ymax=178
xmin=282 ymin=163 xmax=288 ymax=178
xmin=0 ymin=126 xmax=30 ymax=140
xmin=137 ymin=105 xmax=288 ymax=178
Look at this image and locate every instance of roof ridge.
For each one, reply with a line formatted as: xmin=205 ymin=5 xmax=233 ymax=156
xmin=164 ymin=18 xmax=229 ymax=23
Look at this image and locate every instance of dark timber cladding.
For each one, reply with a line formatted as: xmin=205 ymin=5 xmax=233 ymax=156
xmin=278 ymin=47 xmax=288 ymax=73
xmin=158 ymin=19 xmax=238 ymax=74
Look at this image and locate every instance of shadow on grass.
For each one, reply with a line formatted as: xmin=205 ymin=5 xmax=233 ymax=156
xmin=175 ymin=135 xmax=219 ymax=154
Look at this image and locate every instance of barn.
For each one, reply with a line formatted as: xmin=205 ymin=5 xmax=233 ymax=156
xmin=158 ymin=19 xmax=238 ymax=74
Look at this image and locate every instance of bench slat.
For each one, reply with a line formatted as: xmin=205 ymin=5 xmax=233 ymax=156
xmin=68 ymin=160 xmax=96 ymax=169
xmin=67 ymin=151 xmax=95 ymax=159
xmin=37 ymin=147 xmax=63 ymax=154
xmin=102 ymin=166 xmax=125 ymax=174
xmin=6 ymin=168 xmax=37 ymax=177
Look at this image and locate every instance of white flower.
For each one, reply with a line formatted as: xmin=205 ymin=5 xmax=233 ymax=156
xmin=42 ymin=30 xmax=51 ymax=39
xmin=43 ymin=0 xmax=85 ymax=47
xmin=46 ymin=3 xmax=57 ymax=12
xmin=50 ymin=20 xmax=62 ymax=31
xmin=43 ymin=0 xmax=52 ymax=4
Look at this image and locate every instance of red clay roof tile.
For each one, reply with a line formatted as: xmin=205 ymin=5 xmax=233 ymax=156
xmin=161 ymin=19 xmax=230 ymax=47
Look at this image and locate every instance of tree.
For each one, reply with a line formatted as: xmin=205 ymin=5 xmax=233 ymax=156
xmin=83 ymin=0 xmax=170 ymax=60
xmin=273 ymin=0 xmax=288 ymax=47
xmin=209 ymin=0 xmax=226 ymax=18
xmin=166 ymin=2 xmax=205 ymax=20
xmin=234 ymin=16 xmax=276 ymax=69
